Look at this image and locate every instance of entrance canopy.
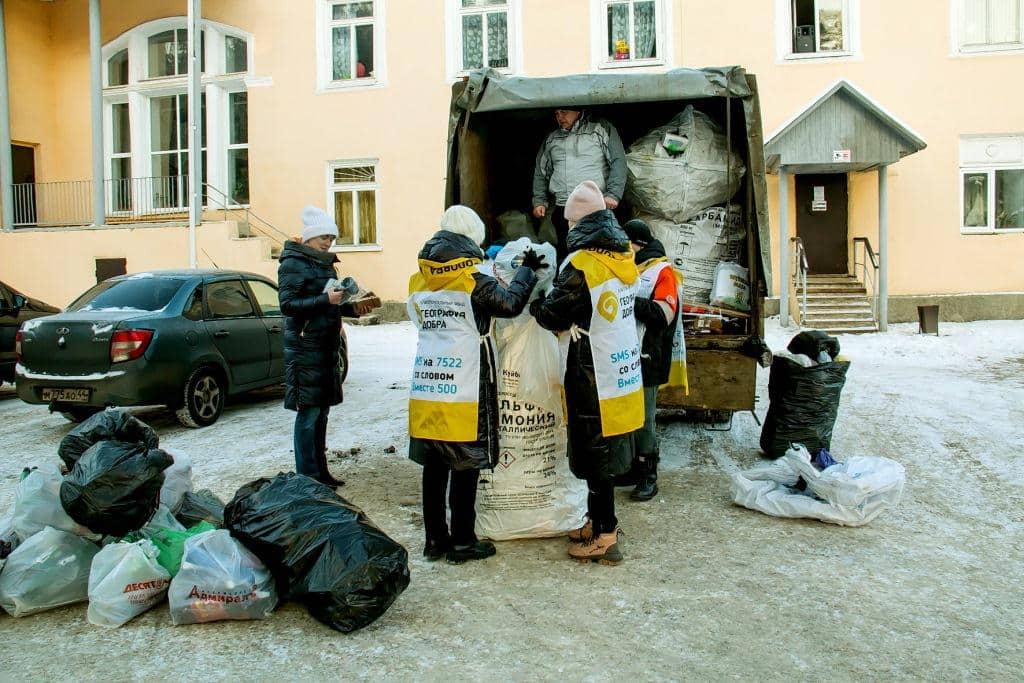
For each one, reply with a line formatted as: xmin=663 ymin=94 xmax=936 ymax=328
xmin=765 ymin=79 xmax=926 ymax=174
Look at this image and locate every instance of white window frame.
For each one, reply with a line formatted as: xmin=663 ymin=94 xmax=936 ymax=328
xmin=225 ymin=89 xmax=249 ymax=206
xmin=316 ymin=0 xmax=388 ymax=93
xmin=951 ymin=0 xmax=1024 ymax=56
xmin=446 ymin=0 xmax=522 ymax=81
xmin=774 ymin=0 xmax=862 ymax=63
xmin=959 ymin=134 xmax=1024 ymax=234
xmin=101 ymin=18 xmax=253 ymax=209
xmin=590 ymin=0 xmax=671 ymax=71
xmin=326 ymin=159 xmax=382 ymax=252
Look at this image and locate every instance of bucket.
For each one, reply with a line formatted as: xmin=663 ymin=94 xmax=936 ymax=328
xmin=917 ymin=305 xmax=939 ymax=335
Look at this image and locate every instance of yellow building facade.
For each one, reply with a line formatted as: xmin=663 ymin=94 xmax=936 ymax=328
xmin=1 ymin=0 xmax=1023 ymax=321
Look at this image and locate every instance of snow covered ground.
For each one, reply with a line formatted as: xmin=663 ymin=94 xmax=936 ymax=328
xmin=0 ymin=318 xmax=1022 ymax=680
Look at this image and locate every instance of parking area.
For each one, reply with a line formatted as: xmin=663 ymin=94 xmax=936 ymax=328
xmin=1 ymin=319 xmax=1022 ymax=680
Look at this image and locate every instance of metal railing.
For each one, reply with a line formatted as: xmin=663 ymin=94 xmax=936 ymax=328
xmin=790 ymin=236 xmax=809 ymax=325
xmin=104 ymin=176 xmax=193 ymax=223
xmin=853 ymin=237 xmax=880 ymax=327
xmin=12 ymin=180 xmax=92 ymax=227
xmin=203 ymin=183 xmax=290 ymax=248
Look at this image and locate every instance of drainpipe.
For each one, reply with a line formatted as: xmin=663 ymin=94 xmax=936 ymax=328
xmin=878 ymin=165 xmax=889 ymax=332
xmin=778 ymin=166 xmax=790 ymax=327
xmin=0 ymin=0 xmax=13 ymax=230
xmin=186 ymin=0 xmax=201 ymax=268
xmin=89 ymin=0 xmax=105 ymax=227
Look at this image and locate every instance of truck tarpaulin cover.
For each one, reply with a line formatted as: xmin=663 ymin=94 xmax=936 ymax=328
xmin=447 ymin=66 xmax=771 ymax=292
xmin=224 ymin=473 xmax=410 ymax=633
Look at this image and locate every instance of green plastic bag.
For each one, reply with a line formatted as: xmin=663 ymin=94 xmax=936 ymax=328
xmin=147 ymin=522 xmax=215 ymax=577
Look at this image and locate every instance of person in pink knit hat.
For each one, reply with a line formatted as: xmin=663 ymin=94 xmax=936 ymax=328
xmin=529 ymin=181 xmax=641 ymax=565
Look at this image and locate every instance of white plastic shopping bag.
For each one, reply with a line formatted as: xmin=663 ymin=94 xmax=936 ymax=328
xmin=0 ymin=526 xmax=99 ymax=617
xmin=168 ymin=529 xmax=277 ymax=625
xmin=87 ymin=539 xmax=171 ymax=627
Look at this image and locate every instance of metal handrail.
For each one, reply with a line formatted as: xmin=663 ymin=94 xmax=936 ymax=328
xmin=203 ymin=183 xmax=290 ymax=246
xmin=853 ymin=237 xmax=880 ymax=326
xmin=790 ymin=236 xmax=809 ymax=325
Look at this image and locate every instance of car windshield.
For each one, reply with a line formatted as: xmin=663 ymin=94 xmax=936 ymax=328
xmin=68 ymin=277 xmax=185 ymax=313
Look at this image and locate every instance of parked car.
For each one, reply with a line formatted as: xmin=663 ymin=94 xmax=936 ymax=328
xmin=15 ymin=270 xmax=348 ymax=427
xmin=0 ymin=281 xmax=60 ymax=384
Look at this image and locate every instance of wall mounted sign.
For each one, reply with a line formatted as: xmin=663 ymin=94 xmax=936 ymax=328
xmin=833 ymin=149 xmax=852 ymax=162
xmin=812 ymin=185 xmax=827 ymax=212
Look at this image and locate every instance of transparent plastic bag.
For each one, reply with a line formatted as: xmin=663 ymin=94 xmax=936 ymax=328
xmin=160 ymin=448 xmax=194 ymax=511
xmin=0 ymin=526 xmax=99 ymax=617
xmin=11 ymin=463 xmax=97 ymax=542
xmin=168 ymin=529 xmax=277 ymax=625
xmin=87 ymin=539 xmax=170 ymax=627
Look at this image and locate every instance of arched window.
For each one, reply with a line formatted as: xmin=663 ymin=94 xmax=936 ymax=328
xmin=102 ymin=18 xmax=253 ymax=213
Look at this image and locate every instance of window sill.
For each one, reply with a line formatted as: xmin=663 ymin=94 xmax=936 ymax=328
xmin=961 ymin=228 xmax=1024 ymax=235
xmin=596 ymin=58 xmax=666 ymax=70
xmin=331 ymin=244 xmax=383 ymax=253
xmin=953 ymin=44 xmax=1024 ymax=57
xmin=316 ymin=78 xmax=386 ymax=94
xmin=782 ymin=51 xmax=859 ymax=62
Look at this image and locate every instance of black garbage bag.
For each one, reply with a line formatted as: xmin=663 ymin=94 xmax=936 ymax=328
xmin=786 ymin=330 xmax=840 ymax=362
xmin=225 ymin=473 xmax=410 ymax=633
xmin=173 ymin=489 xmax=226 ymax=528
xmin=58 ymin=409 xmax=159 ymax=470
xmin=60 ymin=441 xmax=173 ymax=537
xmin=759 ymin=356 xmax=851 ymax=459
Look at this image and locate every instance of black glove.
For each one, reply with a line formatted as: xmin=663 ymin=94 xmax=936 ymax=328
xmin=520 ymin=248 xmax=548 ymax=271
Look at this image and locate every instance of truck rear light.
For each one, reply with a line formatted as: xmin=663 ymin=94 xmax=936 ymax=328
xmin=110 ymin=329 xmax=153 ymax=363
xmin=15 ymin=330 xmax=23 ymax=361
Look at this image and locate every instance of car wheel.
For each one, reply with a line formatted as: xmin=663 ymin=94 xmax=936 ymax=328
xmin=60 ymin=406 xmax=102 ymax=423
xmin=175 ymin=366 xmax=226 ymax=428
xmin=338 ymin=342 xmax=349 ymax=384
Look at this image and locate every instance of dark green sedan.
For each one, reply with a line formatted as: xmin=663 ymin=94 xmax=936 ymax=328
xmin=15 ymin=270 xmax=347 ymax=427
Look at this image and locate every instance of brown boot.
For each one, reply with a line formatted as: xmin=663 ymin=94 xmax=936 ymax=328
xmin=568 ymin=530 xmax=623 ymax=565
xmin=567 ymin=519 xmax=593 ymax=544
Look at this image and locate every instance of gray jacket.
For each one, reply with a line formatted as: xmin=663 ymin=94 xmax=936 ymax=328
xmin=532 ymin=115 xmax=627 ymax=207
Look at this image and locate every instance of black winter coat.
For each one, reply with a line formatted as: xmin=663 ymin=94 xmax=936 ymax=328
xmin=634 ymin=240 xmax=680 ymax=387
xmin=278 ymin=241 xmax=353 ymax=411
xmin=409 ymin=230 xmax=538 ymax=471
xmin=530 ymin=210 xmax=635 ymax=480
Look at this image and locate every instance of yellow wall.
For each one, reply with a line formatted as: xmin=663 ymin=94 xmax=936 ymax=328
xmin=3 ymin=0 xmax=1024 ymax=303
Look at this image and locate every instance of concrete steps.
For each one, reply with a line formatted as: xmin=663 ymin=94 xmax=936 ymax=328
xmin=796 ymin=274 xmax=878 ymax=334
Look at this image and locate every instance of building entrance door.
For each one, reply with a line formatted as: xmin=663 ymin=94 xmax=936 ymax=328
xmin=12 ymin=144 xmax=36 ymax=225
xmin=795 ymin=173 xmax=848 ymax=274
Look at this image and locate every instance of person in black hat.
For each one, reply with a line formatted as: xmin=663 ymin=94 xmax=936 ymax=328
xmin=618 ymin=219 xmax=681 ymax=501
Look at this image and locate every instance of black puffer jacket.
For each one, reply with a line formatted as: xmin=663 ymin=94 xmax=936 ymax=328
xmin=409 ymin=231 xmax=538 ymax=471
xmin=634 ymin=240 xmax=680 ymax=387
xmin=530 ymin=210 xmax=635 ymax=480
xmin=278 ymin=241 xmax=353 ymax=411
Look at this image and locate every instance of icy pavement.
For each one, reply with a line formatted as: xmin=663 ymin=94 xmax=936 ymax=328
xmin=0 ymin=319 xmax=1021 ymax=680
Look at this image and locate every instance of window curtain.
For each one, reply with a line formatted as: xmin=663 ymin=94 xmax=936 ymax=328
xmin=462 ymin=14 xmax=484 ymax=69
xmin=633 ymin=1 xmax=657 ymax=59
xmin=487 ymin=12 xmax=509 ymax=68
xmin=332 ymin=27 xmax=352 ymax=80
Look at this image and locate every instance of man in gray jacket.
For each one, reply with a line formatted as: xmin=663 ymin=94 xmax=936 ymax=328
xmin=532 ymin=108 xmax=627 ymax=262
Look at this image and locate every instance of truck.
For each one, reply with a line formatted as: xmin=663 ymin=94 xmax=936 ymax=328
xmin=445 ymin=66 xmax=773 ymax=420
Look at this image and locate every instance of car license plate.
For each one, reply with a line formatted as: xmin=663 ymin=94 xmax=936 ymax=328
xmin=41 ymin=388 xmax=91 ymax=403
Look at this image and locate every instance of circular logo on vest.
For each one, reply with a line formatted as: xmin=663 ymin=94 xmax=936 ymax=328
xmin=597 ymin=290 xmax=618 ymax=323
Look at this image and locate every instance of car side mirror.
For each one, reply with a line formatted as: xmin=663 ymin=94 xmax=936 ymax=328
xmin=12 ymin=295 xmax=26 ymax=311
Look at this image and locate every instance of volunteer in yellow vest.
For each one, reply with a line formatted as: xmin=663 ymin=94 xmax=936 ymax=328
xmin=408 ymin=205 xmax=546 ymax=564
xmin=619 ymin=218 xmax=686 ymax=502
xmin=530 ymin=181 xmax=643 ymax=565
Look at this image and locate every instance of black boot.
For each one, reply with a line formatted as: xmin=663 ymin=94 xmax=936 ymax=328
xmin=446 ymin=540 xmax=497 ymax=564
xmin=630 ymin=454 xmax=659 ymax=501
xmin=423 ymin=538 xmax=450 ymax=562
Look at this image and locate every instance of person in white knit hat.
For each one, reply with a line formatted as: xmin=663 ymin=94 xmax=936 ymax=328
xmin=407 ymin=205 xmax=548 ymax=564
xmin=278 ymin=205 xmax=373 ymax=488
